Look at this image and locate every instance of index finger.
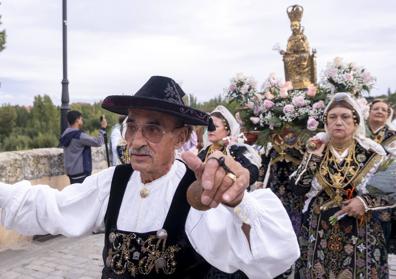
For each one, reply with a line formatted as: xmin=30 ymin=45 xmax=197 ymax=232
xmin=201 ymin=156 xmax=221 ymax=190
xmin=182 ymin=151 xmax=204 ymax=179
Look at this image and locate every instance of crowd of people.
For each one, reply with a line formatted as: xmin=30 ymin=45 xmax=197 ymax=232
xmin=0 ymin=75 xmax=395 ymax=278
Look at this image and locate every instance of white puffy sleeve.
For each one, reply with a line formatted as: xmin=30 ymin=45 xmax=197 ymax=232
xmin=186 ymin=188 xmax=300 ymax=279
xmin=0 ymin=167 xmax=115 ymax=237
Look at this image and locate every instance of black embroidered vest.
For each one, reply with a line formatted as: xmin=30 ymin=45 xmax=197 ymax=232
xmin=101 ymin=164 xmax=211 ymax=278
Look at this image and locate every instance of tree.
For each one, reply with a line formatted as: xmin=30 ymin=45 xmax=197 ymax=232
xmin=0 ymin=105 xmax=16 ymax=139
xmin=30 ymin=95 xmax=60 ymax=136
xmin=0 ymin=1 xmax=6 ymax=52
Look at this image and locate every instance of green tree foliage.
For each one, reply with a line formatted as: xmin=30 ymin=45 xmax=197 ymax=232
xmin=0 ymin=1 xmax=6 ymax=52
xmin=30 ymin=95 xmax=60 ymax=135
xmin=0 ymin=95 xmax=116 ymax=151
xmin=70 ymin=102 xmax=118 ymax=135
xmin=0 ymin=105 xmax=17 ymax=138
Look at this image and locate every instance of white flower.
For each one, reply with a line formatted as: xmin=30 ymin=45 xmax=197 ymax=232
xmin=250 ymin=117 xmax=260 ymax=125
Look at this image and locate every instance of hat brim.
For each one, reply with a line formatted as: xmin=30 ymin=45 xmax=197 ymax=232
xmin=102 ymin=95 xmax=209 ymax=126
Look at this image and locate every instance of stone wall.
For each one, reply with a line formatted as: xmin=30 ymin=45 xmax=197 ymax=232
xmin=0 ymin=147 xmax=109 ymax=250
xmin=0 ymin=147 xmax=108 ymax=185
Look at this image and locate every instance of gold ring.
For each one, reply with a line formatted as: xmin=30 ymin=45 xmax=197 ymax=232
xmin=226 ymin=172 xmax=237 ymax=183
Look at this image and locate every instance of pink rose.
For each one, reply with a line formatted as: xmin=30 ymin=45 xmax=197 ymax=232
xmin=344 ymin=73 xmax=353 ymax=81
xmin=312 ymin=100 xmax=325 ymax=110
xmin=292 ymin=96 xmax=306 ymax=107
xmin=279 ymin=88 xmax=288 ymax=98
xmin=264 ymin=91 xmax=275 ymax=100
xmin=306 ymin=85 xmax=317 ymax=97
xmin=250 ymin=117 xmax=260 ymax=125
xmin=229 ymin=84 xmax=236 ymax=92
xmin=245 ymin=101 xmax=255 ymax=109
xmin=263 ymin=99 xmax=275 ymax=110
xmin=307 ymin=117 xmax=319 ymax=131
xmin=327 ymin=68 xmax=337 ymax=78
xmin=283 ymin=104 xmax=295 ymax=114
xmin=362 ymin=71 xmax=374 ymax=83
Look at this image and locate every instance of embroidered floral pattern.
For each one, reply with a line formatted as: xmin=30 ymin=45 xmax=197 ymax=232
xmin=164 ymin=82 xmax=183 ymax=104
xmin=294 ymin=143 xmax=390 ymax=279
xmin=106 ymin=229 xmax=180 ymax=277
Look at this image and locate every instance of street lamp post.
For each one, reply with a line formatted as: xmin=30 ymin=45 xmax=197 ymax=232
xmin=60 ymin=0 xmax=70 ymax=135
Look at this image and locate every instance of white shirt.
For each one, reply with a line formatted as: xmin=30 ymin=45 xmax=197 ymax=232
xmin=0 ymin=160 xmax=299 ymax=278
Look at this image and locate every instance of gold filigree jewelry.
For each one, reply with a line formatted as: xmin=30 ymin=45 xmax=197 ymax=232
xmin=372 ymin=127 xmax=385 ymax=144
xmin=140 ymin=187 xmax=150 ymax=198
xmin=330 ymin=139 xmax=353 ymax=154
xmin=317 ymin=141 xmax=362 ymax=210
xmin=204 ymin=144 xmax=227 ymax=162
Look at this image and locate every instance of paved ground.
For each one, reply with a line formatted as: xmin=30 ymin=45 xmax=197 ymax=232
xmin=0 ymin=234 xmax=103 ymax=279
xmin=0 ymin=233 xmax=394 ymax=278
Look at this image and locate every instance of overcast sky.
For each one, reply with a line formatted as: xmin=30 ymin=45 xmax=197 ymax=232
xmin=0 ymin=0 xmax=395 ymax=105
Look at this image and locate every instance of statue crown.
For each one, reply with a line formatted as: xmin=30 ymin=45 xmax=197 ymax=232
xmin=287 ymin=5 xmax=304 ymax=22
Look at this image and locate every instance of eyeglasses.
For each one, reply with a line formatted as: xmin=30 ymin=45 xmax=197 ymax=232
xmin=125 ymin=123 xmax=167 ymax=143
xmin=125 ymin=123 xmax=181 ymax=143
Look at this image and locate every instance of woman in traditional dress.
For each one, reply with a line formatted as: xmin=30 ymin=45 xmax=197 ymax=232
xmin=197 ymin=105 xmax=261 ymax=279
xmin=291 ymin=93 xmax=395 ymax=278
xmin=367 ymin=99 xmax=396 ymax=253
xmin=198 ymin=105 xmax=261 ymax=187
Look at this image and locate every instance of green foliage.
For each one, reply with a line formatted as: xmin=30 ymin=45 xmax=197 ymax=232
xmin=192 ymin=94 xmax=229 ymax=113
xmin=70 ymin=102 xmax=118 ymax=135
xmin=0 ymin=95 xmax=114 ymax=151
xmin=369 ymin=89 xmax=396 ymax=109
xmin=30 ymin=95 xmax=59 ymax=135
xmin=2 ymin=134 xmax=32 ymax=151
xmin=0 ymin=104 xmax=17 ymax=138
xmin=31 ymin=132 xmax=59 ymax=149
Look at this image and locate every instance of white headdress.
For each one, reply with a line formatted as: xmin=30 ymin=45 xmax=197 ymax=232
xmin=211 ymin=105 xmax=240 ymax=138
xmin=324 ymin=92 xmax=385 ymax=156
xmin=387 ymin=107 xmax=396 ymax=130
xmin=205 ymin=105 xmax=261 ymax=168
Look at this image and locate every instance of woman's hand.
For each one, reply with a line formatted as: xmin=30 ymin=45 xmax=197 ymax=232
xmin=334 ymin=197 xmax=366 ymax=218
xmin=306 ymin=137 xmax=326 ymax=156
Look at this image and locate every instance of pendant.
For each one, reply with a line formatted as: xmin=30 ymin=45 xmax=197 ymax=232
xmin=140 ymin=187 xmax=150 ymax=198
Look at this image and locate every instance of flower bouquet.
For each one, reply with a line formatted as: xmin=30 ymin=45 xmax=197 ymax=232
xmin=320 ymin=57 xmax=376 ymax=98
xmin=227 ymin=73 xmax=327 ymax=148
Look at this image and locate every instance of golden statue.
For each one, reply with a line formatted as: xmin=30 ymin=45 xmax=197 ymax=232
xmin=279 ymin=5 xmax=317 ymax=89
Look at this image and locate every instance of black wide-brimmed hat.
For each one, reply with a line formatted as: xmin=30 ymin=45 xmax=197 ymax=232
xmin=102 ymin=76 xmax=210 ymax=126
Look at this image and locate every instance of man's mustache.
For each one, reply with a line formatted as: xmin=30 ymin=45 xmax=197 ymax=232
xmin=128 ymin=147 xmax=152 ymax=156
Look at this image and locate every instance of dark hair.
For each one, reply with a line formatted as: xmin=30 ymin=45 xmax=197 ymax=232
xmin=210 ymin=112 xmax=230 ymax=134
xmin=118 ymin=115 xmax=127 ymax=124
xmin=324 ymin=100 xmax=360 ymax=125
xmin=67 ymin=110 xmax=82 ymax=125
xmin=369 ymin=99 xmax=391 ymax=115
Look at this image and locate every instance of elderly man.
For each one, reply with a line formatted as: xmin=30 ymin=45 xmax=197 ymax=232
xmin=0 ymin=76 xmax=299 ymax=278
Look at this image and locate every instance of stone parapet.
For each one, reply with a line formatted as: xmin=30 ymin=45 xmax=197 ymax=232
xmin=0 ymin=147 xmax=108 ymax=184
xmin=0 ymin=146 xmax=109 ymax=250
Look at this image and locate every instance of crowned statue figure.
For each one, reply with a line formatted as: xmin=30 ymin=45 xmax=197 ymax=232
xmin=279 ymin=5 xmax=317 ymax=89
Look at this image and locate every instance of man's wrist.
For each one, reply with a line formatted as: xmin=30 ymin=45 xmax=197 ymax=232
xmin=223 ymin=193 xmax=251 ymax=225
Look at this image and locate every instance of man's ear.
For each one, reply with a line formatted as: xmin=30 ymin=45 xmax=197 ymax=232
xmin=175 ymin=127 xmax=189 ymax=149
